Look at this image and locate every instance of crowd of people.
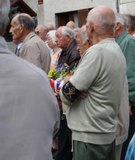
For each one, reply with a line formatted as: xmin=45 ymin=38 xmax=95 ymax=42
xmin=0 ymin=0 xmax=135 ymax=160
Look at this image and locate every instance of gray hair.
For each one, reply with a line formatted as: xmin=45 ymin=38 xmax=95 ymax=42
xmin=125 ymin=14 xmax=135 ymax=32
xmin=16 ymin=13 xmax=35 ymax=31
xmin=61 ymin=26 xmax=75 ymax=38
xmin=47 ymin=30 xmax=57 ymax=45
xmin=0 ymin=0 xmax=10 ymax=32
xmin=79 ymin=25 xmax=89 ymax=44
xmin=115 ymin=13 xmax=128 ymax=28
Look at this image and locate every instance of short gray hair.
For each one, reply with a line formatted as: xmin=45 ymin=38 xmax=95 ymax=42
xmin=16 ymin=13 xmax=35 ymax=31
xmin=0 ymin=0 xmax=10 ymax=32
xmin=79 ymin=25 xmax=89 ymax=44
xmin=115 ymin=13 xmax=127 ymax=28
xmin=61 ymin=26 xmax=75 ymax=38
xmin=47 ymin=30 xmax=57 ymax=45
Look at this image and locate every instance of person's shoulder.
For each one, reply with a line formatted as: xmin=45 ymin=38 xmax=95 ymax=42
xmin=15 ymin=55 xmax=48 ymax=80
xmin=24 ymin=34 xmax=49 ymax=50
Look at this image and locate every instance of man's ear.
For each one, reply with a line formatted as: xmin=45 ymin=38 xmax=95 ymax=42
xmin=19 ymin=24 xmax=24 ymax=33
xmin=115 ymin=22 xmax=121 ymax=31
xmin=89 ymin=22 xmax=94 ymax=34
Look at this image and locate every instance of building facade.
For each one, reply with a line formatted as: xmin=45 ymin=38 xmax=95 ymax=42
xmin=37 ymin=0 xmax=117 ymax=27
xmin=7 ymin=0 xmax=135 ymax=52
xmin=120 ymin=0 xmax=135 ymax=15
xmin=34 ymin=0 xmax=135 ymax=27
xmin=10 ymin=0 xmax=135 ymax=27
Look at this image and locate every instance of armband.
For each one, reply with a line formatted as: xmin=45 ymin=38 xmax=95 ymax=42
xmin=62 ymin=81 xmax=81 ymax=103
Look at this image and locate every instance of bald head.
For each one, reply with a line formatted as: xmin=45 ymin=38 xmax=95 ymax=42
xmin=66 ymin=21 xmax=75 ymax=29
xmin=88 ymin=6 xmax=115 ymax=23
xmin=86 ymin=5 xmax=115 ymax=42
xmin=35 ymin=24 xmax=49 ymax=41
xmin=47 ymin=23 xmax=55 ymax=31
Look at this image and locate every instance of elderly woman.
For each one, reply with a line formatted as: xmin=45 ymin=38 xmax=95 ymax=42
xmin=47 ymin=30 xmax=61 ymax=69
xmin=75 ymin=25 xmax=92 ymax=57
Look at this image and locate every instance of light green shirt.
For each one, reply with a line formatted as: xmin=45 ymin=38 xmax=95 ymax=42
xmin=62 ymin=38 xmax=127 ymax=145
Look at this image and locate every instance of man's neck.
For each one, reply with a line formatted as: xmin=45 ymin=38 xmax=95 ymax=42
xmin=92 ymin=34 xmax=114 ymax=44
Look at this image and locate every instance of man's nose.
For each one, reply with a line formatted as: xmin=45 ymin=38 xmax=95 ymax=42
xmin=9 ymin=27 xmax=12 ymax=33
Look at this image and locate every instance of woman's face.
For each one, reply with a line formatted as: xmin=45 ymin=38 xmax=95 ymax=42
xmin=47 ymin=36 xmax=55 ymax=49
xmin=76 ymin=32 xmax=88 ymax=56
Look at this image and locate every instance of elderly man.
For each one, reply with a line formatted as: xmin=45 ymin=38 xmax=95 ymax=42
xmin=47 ymin=23 xmax=55 ymax=31
xmin=61 ymin=6 xmax=128 ymax=160
xmin=10 ymin=14 xmax=51 ymax=73
xmin=53 ymin=26 xmax=80 ymax=160
xmin=35 ymin=24 xmax=49 ymax=41
xmin=56 ymin=26 xmax=80 ymax=69
xmin=124 ymin=14 xmax=135 ymax=36
xmin=66 ymin=21 xmax=76 ymax=30
xmin=0 ymin=0 xmax=59 ymax=160
xmin=35 ymin=24 xmax=53 ymax=53
xmin=114 ymin=13 xmax=135 ymax=160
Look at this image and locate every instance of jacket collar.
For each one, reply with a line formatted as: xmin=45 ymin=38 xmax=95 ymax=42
xmin=22 ymin=32 xmax=36 ymax=44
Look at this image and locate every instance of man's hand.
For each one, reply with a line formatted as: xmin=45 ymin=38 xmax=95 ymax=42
xmin=80 ymin=91 xmax=88 ymax=99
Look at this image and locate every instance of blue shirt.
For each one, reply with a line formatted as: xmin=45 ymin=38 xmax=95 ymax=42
xmin=125 ymin=134 xmax=135 ymax=160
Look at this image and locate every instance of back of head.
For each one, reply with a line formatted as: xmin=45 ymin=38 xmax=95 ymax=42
xmin=0 ymin=0 xmax=10 ymax=35
xmin=87 ymin=6 xmax=115 ymax=37
xmin=47 ymin=23 xmax=55 ymax=31
xmin=16 ymin=13 xmax=35 ymax=32
xmin=66 ymin=21 xmax=75 ymax=29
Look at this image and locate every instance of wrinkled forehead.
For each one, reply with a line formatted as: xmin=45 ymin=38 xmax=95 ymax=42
xmin=35 ymin=26 xmax=44 ymax=32
xmin=56 ymin=28 xmax=62 ymax=37
xmin=11 ymin=15 xmax=20 ymax=23
xmin=11 ymin=17 xmax=18 ymax=26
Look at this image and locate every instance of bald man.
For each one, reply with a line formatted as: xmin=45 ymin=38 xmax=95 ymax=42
xmin=47 ymin=23 xmax=55 ymax=31
xmin=35 ymin=24 xmax=49 ymax=41
xmin=35 ymin=24 xmax=53 ymax=53
xmin=61 ymin=6 xmax=128 ymax=160
xmin=66 ymin=21 xmax=75 ymax=29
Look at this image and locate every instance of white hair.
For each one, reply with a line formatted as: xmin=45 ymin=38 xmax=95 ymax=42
xmin=115 ymin=13 xmax=127 ymax=27
xmin=47 ymin=30 xmax=57 ymax=45
xmin=61 ymin=26 xmax=75 ymax=38
xmin=79 ymin=25 xmax=89 ymax=44
xmin=0 ymin=0 xmax=10 ymax=32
